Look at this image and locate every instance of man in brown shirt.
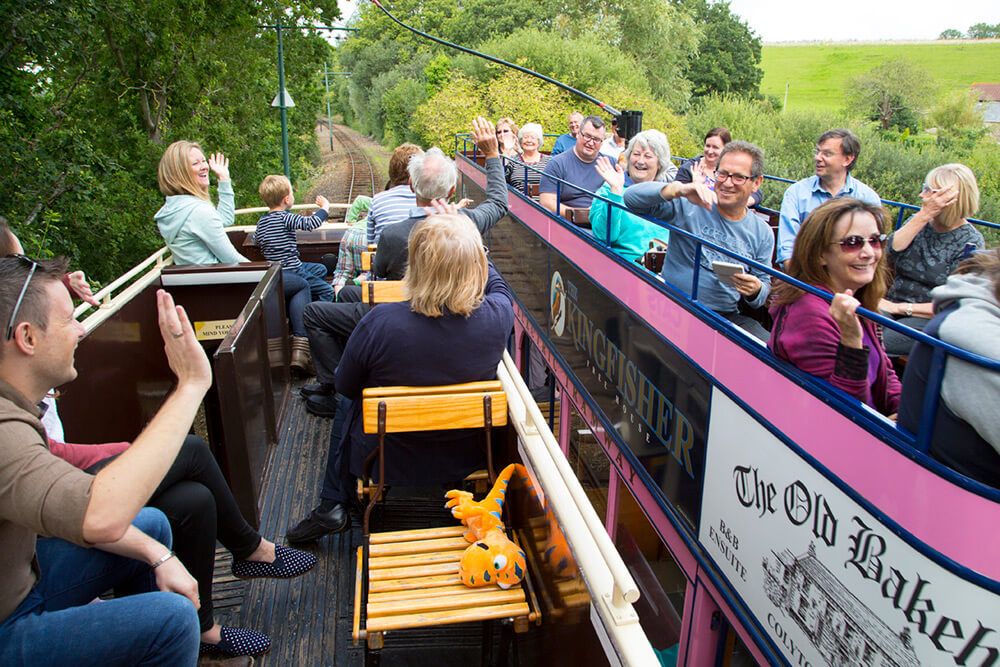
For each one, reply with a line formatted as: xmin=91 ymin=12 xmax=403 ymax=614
xmin=0 ymin=256 xmax=212 ymax=665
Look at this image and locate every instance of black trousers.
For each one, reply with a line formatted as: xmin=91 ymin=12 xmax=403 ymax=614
xmin=303 ymin=288 xmax=370 ymax=387
xmin=148 ymin=435 xmax=261 ymax=632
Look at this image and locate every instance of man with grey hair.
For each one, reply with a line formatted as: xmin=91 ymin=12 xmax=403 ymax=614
xmin=625 ymin=140 xmax=775 ymax=341
xmin=777 ymin=128 xmax=880 ymax=266
xmin=372 ymin=119 xmax=506 ymax=280
xmin=293 ymin=117 xmax=506 ymax=422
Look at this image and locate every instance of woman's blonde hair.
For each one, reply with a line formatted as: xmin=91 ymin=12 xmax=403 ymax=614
xmin=924 ymin=163 xmax=980 ymax=227
xmin=405 ymin=214 xmax=488 ymax=318
xmin=771 ymin=197 xmax=890 ymax=311
xmin=158 ymin=140 xmax=209 ymax=200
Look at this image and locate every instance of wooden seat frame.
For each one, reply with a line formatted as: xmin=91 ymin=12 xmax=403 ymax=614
xmin=359 ymin=280 xmax=407 ymax=306
xmin=354 ymin=382 xmax=536 ymax=666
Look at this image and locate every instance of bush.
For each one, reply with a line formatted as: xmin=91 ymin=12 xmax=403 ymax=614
xmin=412 ymin=77 xmax=490 ymax=149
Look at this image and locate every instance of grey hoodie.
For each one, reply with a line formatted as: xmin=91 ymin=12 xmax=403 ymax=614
xmin=154 ymin=180 xmax=247 ymax=265
xmin=932 ymin=272 xmax=1000 ymax=450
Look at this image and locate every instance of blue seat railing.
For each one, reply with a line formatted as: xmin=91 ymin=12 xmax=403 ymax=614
xmin=456 ymin=140 xmax=1000 ymax=491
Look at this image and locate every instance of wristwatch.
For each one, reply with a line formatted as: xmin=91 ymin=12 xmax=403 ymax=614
xmin=904 ymin=304 xmax=913 ymax=318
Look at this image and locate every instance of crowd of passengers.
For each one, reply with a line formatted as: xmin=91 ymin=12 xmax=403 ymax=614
xmin=0 ymin=109 xmax=997 ymax=664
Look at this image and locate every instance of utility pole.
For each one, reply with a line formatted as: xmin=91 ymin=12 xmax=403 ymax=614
xmin=324 ymin=62 xmax=334 ymax=150
xmin=276 ymin=20 xmax=291 ymax=178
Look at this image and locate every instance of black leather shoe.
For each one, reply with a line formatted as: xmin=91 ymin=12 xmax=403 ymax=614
xmin=286 ymin=504 xmax=350 ymax=543
xmin=300 ymin=382 xmax=335 ymax=399
xmin=305 ymin=392 xmax=338 ymax=418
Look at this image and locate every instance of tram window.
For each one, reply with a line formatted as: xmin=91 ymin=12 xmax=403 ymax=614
xmin=521 ymin=335 xmax=560 ymax=432
xmin=567 ymin=402 xmax=609 ymax=520
xmin=614 ymin=477 xmax=685 ymax=658
xmin=718 ymin=625 xmax=757 ymax=667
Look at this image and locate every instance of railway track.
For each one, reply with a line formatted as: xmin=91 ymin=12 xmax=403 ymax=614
xmin=326 ymin=121 xmax=377 ymax=210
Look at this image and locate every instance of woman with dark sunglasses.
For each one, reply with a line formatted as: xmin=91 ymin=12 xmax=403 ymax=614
xmin=768 ymin=197 xmax=901 ymax=417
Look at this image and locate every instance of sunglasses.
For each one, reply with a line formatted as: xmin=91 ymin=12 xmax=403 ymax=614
xmin=833 ymin=234 xmax=886 ymax=253
xmin=6 ymin=254 xmax=39 ymax=341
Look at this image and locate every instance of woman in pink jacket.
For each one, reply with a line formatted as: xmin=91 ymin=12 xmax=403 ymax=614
xmin=769 ymin=197 xmax=901 ymax=417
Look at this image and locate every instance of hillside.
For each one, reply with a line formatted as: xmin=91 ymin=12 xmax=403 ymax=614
xmin=760 ymin=41 xmax=1000 ymax=112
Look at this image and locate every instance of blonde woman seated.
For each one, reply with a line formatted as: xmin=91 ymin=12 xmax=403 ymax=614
xmin=769 ymin=197 xmax=900 ymax=416
xmin=880 ymin=163 xmax=985 ymax=356
xmin=155 ymin=141 xmax=248 ymax=265
xmin=286 ymin=211 xmax=514 ymax=540
xmin=590 ymin=129 xmax=673 ymax=262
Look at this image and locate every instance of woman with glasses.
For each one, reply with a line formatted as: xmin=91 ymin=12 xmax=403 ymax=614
xmin=879 ymin=163 xmax=985 ymax=356
xmin=589 ymin=129 xmax=673 ymax=262
xmin=769 ymin=197 xmax=901 ymax=417
xmin=505 ymin=123 xmax=549 ymax=193
xmin=675 ymin=127 xmax=762 ymax=207
xmin=495 ymin=118 xmax=521 ymax=159
xmin=155 ymin=141 xmax=248 ymax=265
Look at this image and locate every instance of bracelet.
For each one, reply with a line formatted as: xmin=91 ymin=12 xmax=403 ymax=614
xmin=150 ymin=550 xmax=176 ymax=569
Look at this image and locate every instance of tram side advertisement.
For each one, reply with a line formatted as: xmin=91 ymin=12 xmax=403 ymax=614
xmin=545 ymin=256 xmax=711 ymax=528
xmin=699 ymin=389 xmax=1000 ymax=667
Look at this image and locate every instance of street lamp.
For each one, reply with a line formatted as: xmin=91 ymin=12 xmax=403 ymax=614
xmin=260 ymin=21 xmax=358 ymax=179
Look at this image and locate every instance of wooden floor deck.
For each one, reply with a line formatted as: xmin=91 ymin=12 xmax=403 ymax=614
xmin=210 ymin=390 xmax=505 ymax=666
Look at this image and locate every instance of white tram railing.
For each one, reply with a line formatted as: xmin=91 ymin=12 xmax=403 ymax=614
xmin=497 ymin=350 xmax=657 ymax=667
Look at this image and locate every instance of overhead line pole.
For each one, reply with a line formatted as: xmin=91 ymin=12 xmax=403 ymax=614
xmin=259 ymin=22 xmax=359 ymax=178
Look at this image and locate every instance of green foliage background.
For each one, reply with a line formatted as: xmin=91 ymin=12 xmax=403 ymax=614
xmin=2 ymin=0 xmax=340 ymax=283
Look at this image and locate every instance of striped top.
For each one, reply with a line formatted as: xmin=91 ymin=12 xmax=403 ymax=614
xmin=254 ymin=208 xmax=329 ymax=270
xmin=367 ymin=184 xmax=416 ymax=245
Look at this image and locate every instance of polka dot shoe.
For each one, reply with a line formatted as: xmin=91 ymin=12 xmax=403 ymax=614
xmin=231 ymin=544 xmax=317 ymax=579
xmin=200 ymin=626 xmax=271 ymax=657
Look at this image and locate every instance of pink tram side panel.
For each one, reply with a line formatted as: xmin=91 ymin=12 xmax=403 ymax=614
xmin=460 ymin=158 xmax=1000 ymax=584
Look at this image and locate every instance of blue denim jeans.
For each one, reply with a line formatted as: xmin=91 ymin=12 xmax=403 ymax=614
xmin=0 ymin=507 xmax=200 ymax=666
xmin=282 ymin=269 xmax=311 ymax=337
xmin=295 ymin=261 xmax=334 ymax=303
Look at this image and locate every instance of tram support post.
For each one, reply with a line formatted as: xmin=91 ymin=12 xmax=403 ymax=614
xmin=324 ymin=62 xmax=334 ymax=151
xmin=276 ymin=20 xmax=291 ymax=178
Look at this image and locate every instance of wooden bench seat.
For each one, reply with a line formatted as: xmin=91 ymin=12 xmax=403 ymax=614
xmin=354 ymin=525 xmax=535 ymax=642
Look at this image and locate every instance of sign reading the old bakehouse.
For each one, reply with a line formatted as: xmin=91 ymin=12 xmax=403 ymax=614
xmin=700 ymin=389 xmax=1000 ymax=667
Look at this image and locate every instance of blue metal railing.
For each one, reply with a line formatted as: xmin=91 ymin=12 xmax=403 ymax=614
xmin=456 ymin=143 xmax=1000 ymax=475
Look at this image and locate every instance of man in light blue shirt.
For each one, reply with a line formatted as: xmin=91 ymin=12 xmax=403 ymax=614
xmin=624 ymin=141 xmax=774 ymax=342
xmin=776 ymin=128 xmax=880 ymax=266
xmin=550 ymin=111 xmax=582 ymax=156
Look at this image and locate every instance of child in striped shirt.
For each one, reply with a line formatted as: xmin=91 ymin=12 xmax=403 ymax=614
xmin=256 ymin=175 xmax=334 ymax=303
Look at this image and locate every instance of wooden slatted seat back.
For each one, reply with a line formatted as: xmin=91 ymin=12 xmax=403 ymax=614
xmin=362 ymin=381 xmax=507 ymax=435
xmin=564 ymin=207 xmax=591 ymax=229
xmin=361 ymin=251 xmax=374 ymax=271
xmin=359 ymin=280 xmax=407 ymax=306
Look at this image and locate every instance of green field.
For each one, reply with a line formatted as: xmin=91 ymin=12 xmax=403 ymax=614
xmin=761 ymin=41 xmax=1000 ymax=113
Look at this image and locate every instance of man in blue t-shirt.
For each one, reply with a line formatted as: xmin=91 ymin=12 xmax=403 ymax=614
xmin=540 ymin=115 xmax=607 ymax=217
xmin=550 ymin=111 xmax=582 ymax=156
xmin=625 ymin=141 xmax=775 ymax=342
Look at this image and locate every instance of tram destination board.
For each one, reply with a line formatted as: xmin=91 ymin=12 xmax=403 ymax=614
xmin=488 ymin=213 xmax=711 ymax=529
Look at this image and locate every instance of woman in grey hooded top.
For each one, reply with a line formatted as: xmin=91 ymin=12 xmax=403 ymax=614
xmin=899 ymin=249 xmax=1000 ymax=488
xmin=155 ymin=141 xmax=248 ymax=265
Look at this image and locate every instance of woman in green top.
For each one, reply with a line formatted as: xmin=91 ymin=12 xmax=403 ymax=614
xmin=590 ymin=129 xmax=673 ymax=262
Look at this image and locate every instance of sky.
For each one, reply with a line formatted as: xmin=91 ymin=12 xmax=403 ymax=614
xmin=726 ymin=0 xmax=998 ymax=43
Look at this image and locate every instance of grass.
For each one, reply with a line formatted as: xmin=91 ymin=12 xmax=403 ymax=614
xmin=760 ymin=41 xmax=1000 ymax=113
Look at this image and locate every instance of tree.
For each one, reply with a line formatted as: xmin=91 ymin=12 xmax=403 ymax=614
xmin=1 ymin=0 xmax=339 ymax=281
xmin=938 ymin=28 xmax=964 ymax=39
xmin=845 ymin=59 xmax=935 ymax=132
xmin=671 ymin=0 xmax=763 ymax=99
xmin=967 ymin=23 xmax=1000 ymax=39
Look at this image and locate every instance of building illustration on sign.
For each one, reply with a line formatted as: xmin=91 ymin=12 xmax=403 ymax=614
xmin=762 ymin=543 xmax=919 ymax=667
